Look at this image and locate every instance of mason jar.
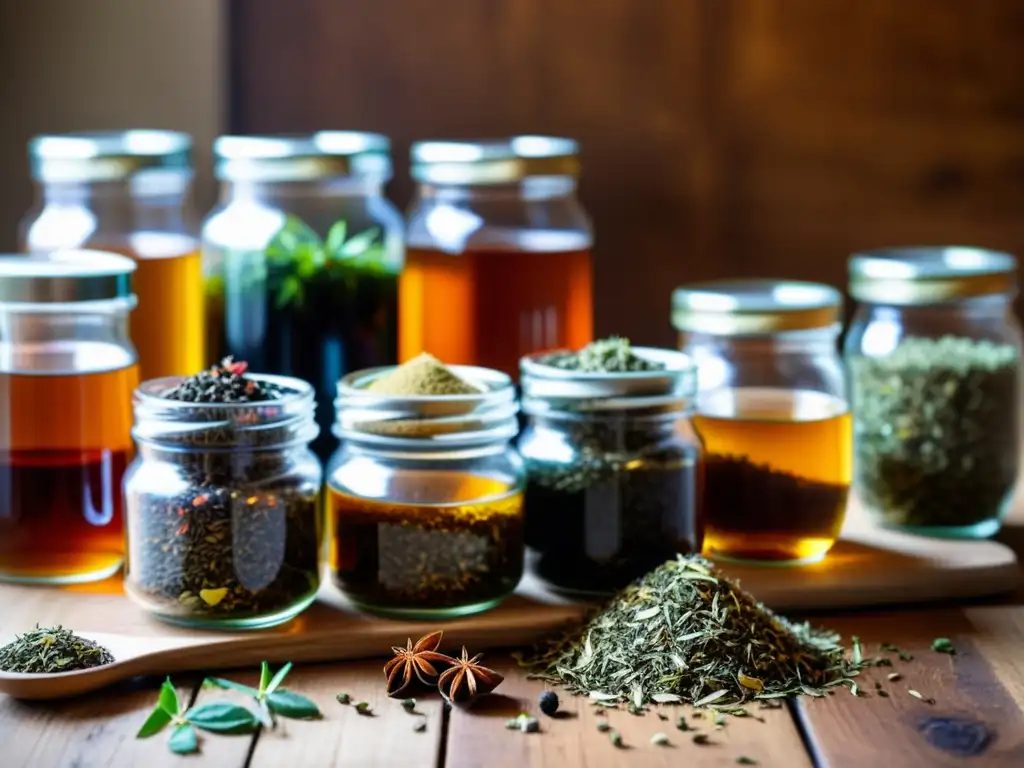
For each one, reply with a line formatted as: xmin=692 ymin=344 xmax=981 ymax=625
xmin=403 ymin=136 xmax=593 ymax=377
xmin=203 ymin=132 xmax=404 ymax=462
xmin=20 ymin=130 xmax=202 ymax=382
xmin=673 ymin=280 xmax=850 ymax=565
xmin=326 ymin=365 xmax=524 ymax=618
xmin=0 ymin=250 xmax=138 ymax=584
xmin=518 ymin=348 xmax=702 ymax=594
xmin=124 ymin=374 xmax=322 ymax=629
xmin=845 ymin=246 xmax=1022 ymax=538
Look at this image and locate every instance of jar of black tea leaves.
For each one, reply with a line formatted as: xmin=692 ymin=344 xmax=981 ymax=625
xmin=327 ymin=365 xmax=524 ymax=618
xmin=518 ymin=347 xmax=703 ymax=594
xmin=124 ymin=365 xmax=322 ymax=628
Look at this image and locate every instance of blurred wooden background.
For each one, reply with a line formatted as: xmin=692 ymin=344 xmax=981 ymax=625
xmin=232 ymin=0 xmax=1024 ymax=346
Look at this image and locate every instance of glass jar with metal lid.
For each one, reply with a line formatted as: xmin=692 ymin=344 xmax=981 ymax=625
xmin=845 ymin=246 xmax=1021 ymax=538
xmin=20 ymin=130 xmax=202 ymax=382
xmin=203 ymin=132 xmax=404 ymax=462
xmin=326 ymin=365 xmax=523 ymax=618
xmin=517 ymin=348 xmax=702 ymax=594
xmin=673 ymin=280 xmax=850 ymax=565
xmin=0 ymin=250 xmax=138 ymax=584
xmin=403 ymin=136 xmax=593 ymax=378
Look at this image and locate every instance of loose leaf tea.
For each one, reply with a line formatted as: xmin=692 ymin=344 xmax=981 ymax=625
xmin=540 ymin=337 xmax=664 ymax=373
xmin=163 ymin=357 xmax=286 ymax=403
xmin=850 ymin=336 xmax=1019 ymax=529
xmin=521 ymin=555 xmax=862 ymax=706
xmin=0 ymin=625 xmax=113 ymax=673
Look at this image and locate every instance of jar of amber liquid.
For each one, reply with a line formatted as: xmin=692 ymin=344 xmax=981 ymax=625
xmin=20 ymin=131 xmax=203 ymax=381
xmin=0 ymin=250 xmax=139 ymax=583
xmin=327 ymin=366 xmax=524 ymax=618
xmin=674 ymin=280 xmax=851 ymax=565
xmin=402 ymin=136 xmax=593 ymax=377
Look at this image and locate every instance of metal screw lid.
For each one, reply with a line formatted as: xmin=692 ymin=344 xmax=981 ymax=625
xmin=214 ymin=132 xmax=392 ymax=182
xmin=411 ymin=136 xmax=581 ymax=185
xmin=672 ymin=279 xmax=843 ymax=335
xmin=0 ymin=250 xmax=136 ymax=304
xmin=29 ymin=130 xmax=192 ymax=183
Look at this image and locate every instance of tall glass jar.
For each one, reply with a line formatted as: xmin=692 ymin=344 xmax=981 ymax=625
xmin=674 ymin=280 xmax=850 ymax=565
xmin=0 ymin=250 xmax=138 ymax=583
xmin=20 ymin=131 xmax=203 ymax=381
xmin=124 ymin=374 xmax=322 ymax=629
xmin=203 ymin=132 xmax=404 ymax=461
xmin=845 ymin=247 xmax=1022 ymax=538
xmin=518 ymin=348 xmax=702 ymax=594
xmin=403 ymin=136 xmax=593 ymax=377
xmin=326 ymin=365 xmax=524 ymax=618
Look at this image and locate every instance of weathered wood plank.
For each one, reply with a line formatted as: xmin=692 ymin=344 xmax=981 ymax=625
xmin=963 ymin=606 xmax=1024 ymax=710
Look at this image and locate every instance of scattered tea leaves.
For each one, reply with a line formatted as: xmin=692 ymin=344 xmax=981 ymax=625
xmin=887 ymin=673 xmax=902 ymax=682
xmin=693 ymin=733 xmax=711 ymax=745
xmin=355 ymin=701 xmax=373 ymax=715
xmin=414 ymin=719 xmax=427 ymax=733
xmin=651 ymin=732 xmax=670 ymax=746
xmin=401 ymin=698 xmax=417 ymax=711
xmin=736 ymin=757 xmax=758 ymax=765
xmin=597 ymin=721 xmax=612 ymax=732
xmin=877 ymin=690 xmax=890 ymax=698
xmin=336 ymin=693 xmax=351 ymax=704
xmin=609 ymin=729 xmax=624 ymax=747
xmin=931 ymin=638 xmax=956 ymax=655
xmin=676 ymin=714 xmax=690 ymax=731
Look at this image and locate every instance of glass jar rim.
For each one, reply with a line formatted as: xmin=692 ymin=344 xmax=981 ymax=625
xmin=411 ymin=136 xmax=580 ymax=185
xmin=672 ymin=279 xmax=842 ymax=335
xmin=0 ymin=250 xmax=136 ymax=304
xmin=30 ymin=130 xmax=193 ymax=183
xmin=214 ymin=132 xmax=392 ymax=182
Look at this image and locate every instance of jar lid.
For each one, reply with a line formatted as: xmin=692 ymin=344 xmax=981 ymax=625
xmin=671 ymin=279 xmax=842 ymax=335
xmin=410 ymin=136 xmax=580 ymax=185
xmin=520 ymin=347 xmax=696 ymax=413
xmin=214 ymin=132 xmax=392 ymax=181
xmin=849 ymin=246 xmax=1017 ymax=304
xmin=29 ymin=131 xmax=192 ymax=183
xmin=0 ymin=250 xmax=135 ymax=304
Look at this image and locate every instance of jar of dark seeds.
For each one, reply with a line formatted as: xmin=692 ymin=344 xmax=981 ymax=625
xmin=518 ymin=348 xmax=702 ymax=595
xmin=845 ymin=246 xmax=1022 ymax=538
xmin=124 ymin=366 xmax=322 ymax=628
xmin=326 ymin=366 xmax=524 ymax=618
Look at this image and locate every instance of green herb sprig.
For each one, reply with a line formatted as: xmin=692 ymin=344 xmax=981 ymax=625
xmin=206 ymin=661 xmax=321 ymax=725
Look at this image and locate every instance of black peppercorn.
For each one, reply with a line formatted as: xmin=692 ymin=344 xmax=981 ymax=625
xmin=538 ymin=690 xmax=559 ymax=716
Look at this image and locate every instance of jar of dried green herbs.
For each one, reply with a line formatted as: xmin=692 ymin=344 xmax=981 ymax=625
xmin=327 ymin=361 xmax=524 ymax=618
xmin=124 ymin=370 xmax=322 ymax=629
xmin=846 ymin=246 xmax=1022 ymax=538
xmin=518 ymin=344 xmax=702 ymax=595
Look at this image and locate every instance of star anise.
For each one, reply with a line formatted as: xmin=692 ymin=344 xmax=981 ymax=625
xmin=437 ymin=646 xmax=504 ymax=706
xmin=383 ymin=631 xmax=454 ymax=697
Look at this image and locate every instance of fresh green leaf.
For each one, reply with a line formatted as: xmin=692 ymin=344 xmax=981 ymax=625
xmin=275 ymin=275 xmax=303 ymax=309
xmin=259 ymin=662 xmax=271 ymax=695
xmin=168 ymin=724 xmax=199 ymax=755
xmin=158 ymin=678 xmax=180 ymax=715
xmin=325 ymin=220 xmax=348 ymax=256
xmin=294 ymin=243 xmax=323 ymax=279
xmin=204 ymin=677 xmax=259 ymax=697
xmin=931 ymin=638 xmax=956 ymax=655
xmin=185 ymin=702 xmax=260 ymax=734
xmin=266 ymin=690 xmax=321 ymax=719
xmin=266 ymin=662 xmax=293 ymax=696
xmin=136 ymin=706 xmax=173 ymax=739
xmin=255 ymin=699 xmax=274 ymax=729
xmin=339 ymin=227 xmax=381 ymax=257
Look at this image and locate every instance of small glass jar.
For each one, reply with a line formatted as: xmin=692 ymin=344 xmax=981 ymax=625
xmin=518 ymin=349 xmax=702 ymax=594
xmin=124 ymin=375 xmax=322 ymax=629
xmin=203 ymin=133 xmax=405 ymax=462
xmin=326 ymin=366 xmax=524 ymax=619
xmin=20 ymin=131 xmax=203 ymax=382
xmin=0 ymin=250 xmax=138 ymax=583
xmin=403 ymin=136 xmax=593 ymax=377
xmin=845 ymin=247 xmax=1022 ymax=538
xmin=674 ymin=280 xmax=850 ymax=565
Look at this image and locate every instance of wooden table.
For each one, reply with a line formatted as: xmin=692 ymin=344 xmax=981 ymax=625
xmin=3 ymin=517 xmax=1024 ymax=767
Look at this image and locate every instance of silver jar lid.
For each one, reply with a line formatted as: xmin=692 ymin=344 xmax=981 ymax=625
xmin=411 ymin=136 xmax=580 ymax=185
xmin=29 ymin=130 xmax=192 ymax=183
xmin=672 ymin=279 xmax=842 ymax=335
xmin=849 ymin=246 xmax=1017 ymax=304
xmin=0 ymin=250 xmax=136 ymax=304
xmin=215 ymin=132 xmax=392 ymax=182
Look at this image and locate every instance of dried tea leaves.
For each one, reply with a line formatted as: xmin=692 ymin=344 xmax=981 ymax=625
xmin=163 ymin=357 xmax=289 ymax=403
xmin=0 ymin=625 xmax=113 ymax=673
xmin=367 ymin=352 xmax=482 ymax=396
xmin=540 ymin=336 xmax=664 ymax=373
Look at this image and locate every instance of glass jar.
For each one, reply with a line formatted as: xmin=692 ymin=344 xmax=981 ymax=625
xmin=518 ymin=348 xmax=702 ymax=594
xmin=326 ymin=365 xmax=524 ymax=618
xmin=20 ymin=131 xmax=203 ymax=382
xmin=0 ymin=250 xmax=138 ymax=583
xmin=124 ymin=374 xmax=322 ymax=629
xmin=845 ymin=246 xmax=1022 ymax=538
xmin=673 ymin=280 xmax=850 ymax=565
xmin=203 ymin=133 xmax=405 ymax=463
xmin=403 ymin=136 xmax=593 ymax=377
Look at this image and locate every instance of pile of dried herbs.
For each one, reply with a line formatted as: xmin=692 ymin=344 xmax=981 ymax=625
xmin=540 ymin=337 xmax=664 ymax=373
xmin=0 ymin=625 xmax=113 ymax=673
xmin=520 ymin=555 xmax=861 ymax=706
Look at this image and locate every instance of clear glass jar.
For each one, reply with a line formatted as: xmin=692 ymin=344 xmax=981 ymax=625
xmin=20 ymin=131 xmax=203 ymax=382
xmin=845 ymin=246 xmax=1022 ymax=538
xmin=518 ymin=348 xmax=702 ymax=594
xmin=0 ymin=250 xmax=138 ymax=583
xmin=674 ymin=280 xmax=850 ymax=565
xmin=203 ymin=133 xmax=404 ymax=463
xmin=326 ymin=365 xmax=524 ymax=618
xmin=124 ymin=374 xmax=322 ymax=629
xmin=403 ymin=136 xmax=593 ymax=377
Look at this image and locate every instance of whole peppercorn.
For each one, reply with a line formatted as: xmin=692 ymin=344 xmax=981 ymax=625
xmin=538 ymin=690 xmax=560 ymax=716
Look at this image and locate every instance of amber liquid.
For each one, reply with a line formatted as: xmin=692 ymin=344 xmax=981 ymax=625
xmin=0 ymin=363 xmax=138 ymax=582
xmin=400 ymin=245 xmax=593 ymax=377
xmin=327 ymin=469 xmax=524 ymax=617
xmin=693 ymin=387 xmax=852 ymax=564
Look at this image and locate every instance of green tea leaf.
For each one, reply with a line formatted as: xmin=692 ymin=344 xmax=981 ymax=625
xmin=325 ymin=220 xmax=348 ymax=256
xmin=185 ymin=701 xmax=260 ymax=734
xmin=931 ymin=638 xmax=956 ymax=655
xmin=204 ymin=677 xmax=259 ymax=697
xmin=259 ymin=661 xmax=271 ymax=694
xmin=339 ymin=227 xmax=381 ymax=257
xmin=266 ymin=662 xmax=293 ymax=696
xmin=158 ymin=677 xmax=180 ymax=715
xmin=136 ymin=706 xmax=173 ymax=738
xmin=266 ymin=689 xmax=321 ymax=719
xmin=168 ymin=723 xmax=198 ymax=755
